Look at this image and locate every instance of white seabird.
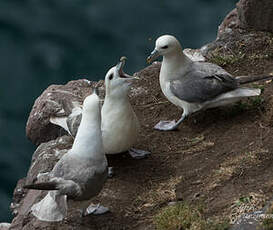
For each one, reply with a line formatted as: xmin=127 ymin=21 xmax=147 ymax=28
xmin=102 ymin=57 xmax=150 ymax=159
xmin=24 ymin=88 xmax=108 ymax=222
xmin=147 ymin=34 xmax=273 ymax=131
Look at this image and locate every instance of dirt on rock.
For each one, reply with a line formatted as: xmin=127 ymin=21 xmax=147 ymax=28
xmin=10 ymin=29 xmax=273 ymax=230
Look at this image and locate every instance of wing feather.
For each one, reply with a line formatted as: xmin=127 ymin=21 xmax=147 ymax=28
xmin=170 ymin=71 xmax=238 ymax=103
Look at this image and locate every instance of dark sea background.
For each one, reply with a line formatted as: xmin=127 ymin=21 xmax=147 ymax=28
xmin=0 ymin=0 xmax=237 ymax=222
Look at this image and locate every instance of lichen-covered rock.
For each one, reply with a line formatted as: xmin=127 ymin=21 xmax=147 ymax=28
xmin=183 ymin=48 xmax=205 ymax=62
xmin=201 ymin=28 xmax=273 ymax=64
xmin=0 ymin=223 xmax=10 ymax=230
xmin=25 ymin=135 xmax=73 ymax=185
xmin=26 ymin=79 xmax=97 ymax=145
xmin=237 ymin=0 xmax=273 ymax=33
xmin=230 ymin=210 xmax=264 ymax=230
xmin=217 ymin=8 xmax=240 ymax=39
xmin=230 ymin=199 xmax=273 ymax=230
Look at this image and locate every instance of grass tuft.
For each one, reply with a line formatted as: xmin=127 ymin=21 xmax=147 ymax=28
xmin=154 ymin=202 xmax=229 ymax=230
xmin=209 ymin=50 xmax=245 ymax=67
xmin=263 ymin=218 xmax=273 ymax=230
xmin=262 ymin=202 xmax=273 ymax=230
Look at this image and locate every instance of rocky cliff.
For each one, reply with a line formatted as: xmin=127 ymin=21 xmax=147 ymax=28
xmin=7 ymin=0 xmax=273 ymax=229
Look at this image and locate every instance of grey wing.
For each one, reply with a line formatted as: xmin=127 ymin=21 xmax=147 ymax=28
xmin=195 ymin=61 xmax=228 ymax=75
xmin=51 ymin=156 xmax=66 ymax=178
xmin=52 ymin=153 xmax=98 ymax=186
xmin=52 ymin=153 xmax=93 ymax=180
xmin=170 ymin=72 xmax=238 ymax=103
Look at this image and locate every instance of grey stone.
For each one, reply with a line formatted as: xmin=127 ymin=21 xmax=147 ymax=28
xmin=0 ymin=223 xmax=11 ymax=230
xmin=237 ymin=0 xmax=273 ymax=33
xmin=231 ymin=211 xmax=264 ymax=230
xmin=217 ymin=8 xmax=240 ymax=39
xmin=231 ymin=200 xmax=273 ymax=230
xmin=26 ymin=79 xmax=97 ymax=145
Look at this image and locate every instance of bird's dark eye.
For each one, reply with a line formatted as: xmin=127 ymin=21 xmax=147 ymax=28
xmin=109 ymin=74 xmax=113 ymax=80
xmin=162 ymin=45 xmax=168 ymax=49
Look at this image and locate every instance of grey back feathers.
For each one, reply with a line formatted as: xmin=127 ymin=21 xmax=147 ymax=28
xmin=170 ymin=60 xmax=271 ymax=104
xmin=170 ymin=62 xmax=239 ymax=103
xmin=48 ymin=152 xmax=107 ymax=200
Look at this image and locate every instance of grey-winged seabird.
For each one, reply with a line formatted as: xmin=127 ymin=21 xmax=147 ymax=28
xmin=147 ymin=34 xmax=273 ymax=131
xmin=24 ymin=88 xmax=108 ymax=222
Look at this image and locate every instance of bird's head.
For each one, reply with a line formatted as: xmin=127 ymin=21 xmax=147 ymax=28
xmin=82 ymin=86 xmax=101 ymax=117
xmin=105 ymin=57 xmax=136 ymax=97
xmin=147 ymin=35 xmax=182 ymax=63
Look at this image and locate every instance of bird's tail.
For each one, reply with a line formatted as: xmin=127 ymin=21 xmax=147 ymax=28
xmin=205 ymin=88 xmax=261 ymax=109
xmin=31 ymin=191 xmax=67 ymax=222
xmin=24 ymin=181 xmax=59 ymax=191
xmin=236 ymin=74 xmax=273 ymax=84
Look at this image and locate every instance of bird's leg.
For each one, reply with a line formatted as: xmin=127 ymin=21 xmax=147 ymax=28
xmin=154 ymin=113 xmax=186 ymax=131
xmin=107 ymin=167 xmax=114 ymax=178
xmin=85 ymin=203 xmax=109 ymax=216
xmin=70 ymin=200 xmax=90 ymax=218
xmin=128 ymin=148 xmax=151 ymax=159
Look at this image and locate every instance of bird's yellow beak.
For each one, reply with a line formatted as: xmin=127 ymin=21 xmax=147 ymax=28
xmin=116 ymin=56 xmax=135 ymax=80
xmin=147 ymin=49 xmax=160 ymax=64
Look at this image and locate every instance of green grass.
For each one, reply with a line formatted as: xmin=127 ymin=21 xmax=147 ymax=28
xmin=263 ymin=218 xmax=273 ymax=230
xmin=234 ymin=196 xmax=253 ymax=206
xmin=154 ymin=202 xmax=229 ymax=230
xmin=262 ymin=203 xmax=273 ymax=230
xmin=209 ymin=51 xmax=245 ymax=67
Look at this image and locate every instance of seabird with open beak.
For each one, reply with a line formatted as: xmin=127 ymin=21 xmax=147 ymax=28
xmin=102 ymin=56 xmax=150 ymax=159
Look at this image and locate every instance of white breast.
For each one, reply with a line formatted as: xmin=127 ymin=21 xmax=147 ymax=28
xmin=159 ymin=75 xmax=203 ymax=115
xmin=101 ymin=99 xmax=139 ymax=154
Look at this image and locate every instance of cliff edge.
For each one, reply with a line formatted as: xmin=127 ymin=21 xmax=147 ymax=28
xmin=8 ymin=0 xmax=273 ymax=229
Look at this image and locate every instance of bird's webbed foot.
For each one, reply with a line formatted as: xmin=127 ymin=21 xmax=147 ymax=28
xmin=154 ymin=120 xmax=179 ymax=131
xmin=128 ymin=148 xmax=151 ymax=159
xmin=85 ymin=203 xmax=109 ymax=216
